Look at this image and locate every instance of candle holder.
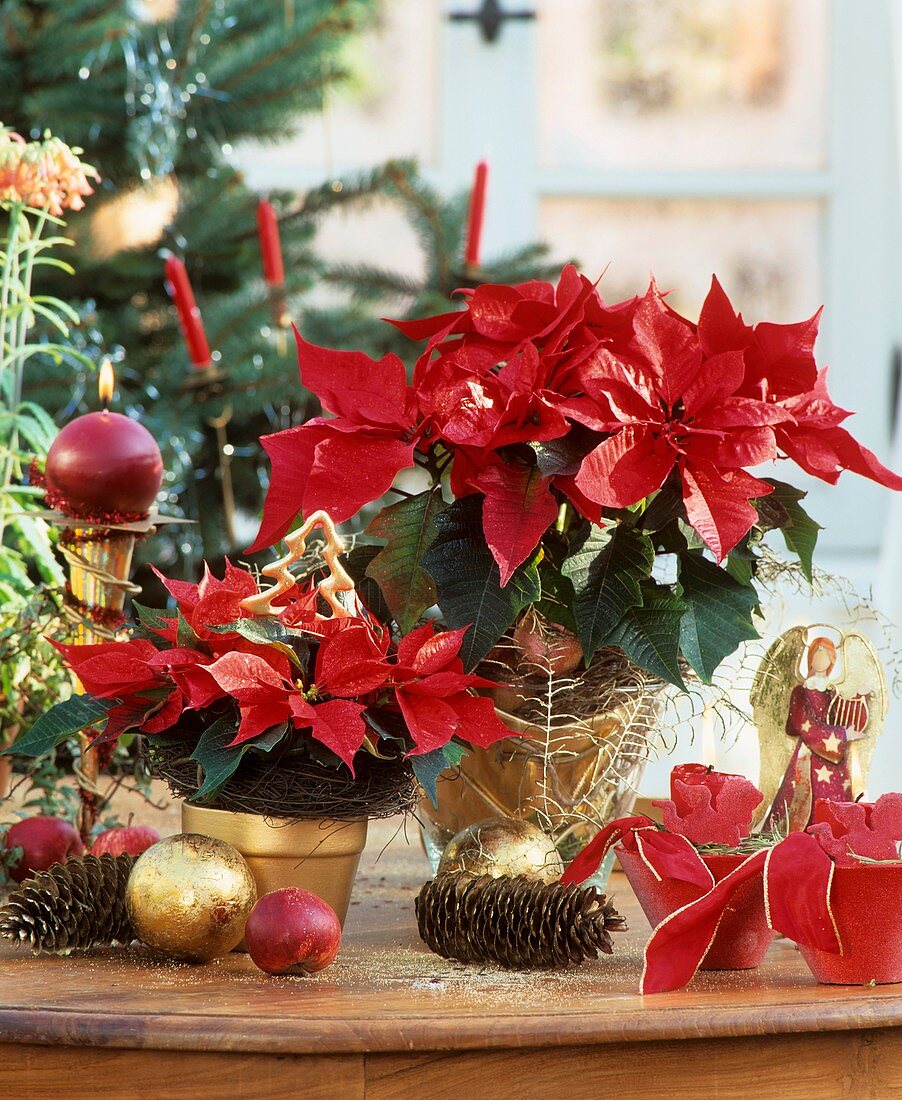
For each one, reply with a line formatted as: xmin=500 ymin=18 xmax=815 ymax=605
xmin=33 ymin=361 xmax=168 ymax=842
xmin=62 ymin=521 xmax=143 ymax=838
xmin=35 ymin=510 xmax=180 ymax=842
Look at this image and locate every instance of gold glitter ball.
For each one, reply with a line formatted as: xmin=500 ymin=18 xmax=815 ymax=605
xmin=437 ymin=818 xmax=564 ymax=883
xmin=125 ymin=833 xmax=257 ymax=962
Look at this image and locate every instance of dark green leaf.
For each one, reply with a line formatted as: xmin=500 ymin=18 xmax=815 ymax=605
xmin=422 ymin=496 xmax=540 ymax=670
xmin=345 ymin=544 xmax=393 ymax=625
xmin=7 ymin=696 xmax=114 ymax=758
xmin=529 ymin=424 xmax=600 ymax=477
xmin=638 ymin=479 xmax=684 ymax=533
xmin=606 ymin=580 xmax=687 ymax=688
xmin=190 ymin=717 xmax=286 ymax=803
xmin=762 ymin=479 xmax=822 ymax=582
xmin=678 ymin=553 xmax=760 ymax=683
xmin=131 ymin=601 xmax=172 ymax=634
xmin=365 ymin=489 xmax=444 ymax=633
xmin=211 ymin=616 xmax=305 ymax=668
xmin=176 ymin=610 xmax=202 ymax=650
xmin=561 ymin=523 xmax=654 ymax=660
xmin=412 ymin=748 xmax=449 ymax=806
xmin=534 ymin=561 xmax=578 ymax=633
xmin=725 ymin=553 xmax=755 ymax=588
xmin=753 ymin=493 xmax=790 ymax=532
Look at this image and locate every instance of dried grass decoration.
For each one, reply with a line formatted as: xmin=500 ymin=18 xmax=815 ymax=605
xmin=147 ymin=735 xmax=419 ymax=821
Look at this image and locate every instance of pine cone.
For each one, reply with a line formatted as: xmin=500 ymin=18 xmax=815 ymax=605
xmin=1 ymin=853 xmax=135 ymax=954
xmin=416 ymin=872 xmax=628 ymax=969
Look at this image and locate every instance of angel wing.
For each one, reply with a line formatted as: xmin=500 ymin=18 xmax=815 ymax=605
xmin=750 ymin=625 xmax=807 ymax=822
xmin=830 ymin=631 xmax=887 ymax=798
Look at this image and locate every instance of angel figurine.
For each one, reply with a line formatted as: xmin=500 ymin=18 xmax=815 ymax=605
xmin=751 ymin=626 xmax=888 ymax=832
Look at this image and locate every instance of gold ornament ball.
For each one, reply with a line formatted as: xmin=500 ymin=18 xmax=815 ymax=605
xmin=437 ymin=818 xmax=564 ymax=883
xmin=125 ymin=833 xmax=257 ymax=962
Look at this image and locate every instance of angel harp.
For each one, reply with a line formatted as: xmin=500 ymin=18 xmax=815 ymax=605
xmin=751 ymin=626 xmax=888 ymax=832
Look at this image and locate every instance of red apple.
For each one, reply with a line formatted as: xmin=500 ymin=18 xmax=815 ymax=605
xmin=513 ymin=609 xmax=583 ymax=676
xmin=4 ymin=815 xmax=84 ymax=882
xmin=245 ymin=888 xmax=342 ymax=976
xmin=90 ymin=824 xmax=161 ymax=858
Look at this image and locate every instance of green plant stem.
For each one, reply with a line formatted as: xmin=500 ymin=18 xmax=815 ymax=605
xmin=0 ymin=205 xmax=24 ymax=546
xmin=0 ymin=205 xmax=51 ymax=546
xmin=0 ymin=204 xmax=22 ymax=403
xmin=15 ymin=209 xmax=48 ymax=409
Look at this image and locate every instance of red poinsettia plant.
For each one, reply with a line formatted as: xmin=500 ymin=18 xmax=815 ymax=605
xmin=246 ymin=265 xmax=902 ymax=687
xmin=10 ymin=560 xmax=513 ymax=803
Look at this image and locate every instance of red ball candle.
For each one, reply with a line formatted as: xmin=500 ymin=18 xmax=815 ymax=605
xmin=44 ymin=363 xmax=163 ymax=519
xmin=164 ymin=255 xmax=212 ymax=370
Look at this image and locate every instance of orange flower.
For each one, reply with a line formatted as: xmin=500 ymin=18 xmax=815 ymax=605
xmin=0 ymin=127 xmax=99 ymax=216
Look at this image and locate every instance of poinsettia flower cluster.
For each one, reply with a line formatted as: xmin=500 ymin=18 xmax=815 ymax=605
xmin=43 ymin=560 xmax=513 ymax=775
xmin=249 ymin=264 xmax=902 ymax=572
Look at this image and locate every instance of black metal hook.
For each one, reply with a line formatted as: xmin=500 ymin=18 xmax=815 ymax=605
xmin=448 ymin=0 xmax=536 ymax=44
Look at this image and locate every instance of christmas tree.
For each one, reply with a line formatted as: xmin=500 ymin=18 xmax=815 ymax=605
xmin=1 ymin=4 xmax=566 ymax=589
xmin=0 ymin=0 xmax=378 ymax=578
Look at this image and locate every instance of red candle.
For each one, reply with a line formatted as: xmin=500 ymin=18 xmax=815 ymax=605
xmin=44 ymin=364 xmax=163 ymax=518
xmin=164 ymin=255 xmax=212 ymax=370
xmin=256 ymin=198 xmax=285 ymax=287
xmin=652 ymin=764 xmax=763 ymax=847
xmin=464 ymin=160 xmax=489 ymax=268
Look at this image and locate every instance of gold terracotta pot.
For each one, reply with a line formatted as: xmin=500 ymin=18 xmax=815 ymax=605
xmin=419 ymin=703 xmax=655 ymax=870
xmin=181 ymin=804 xmax=367 ymax=927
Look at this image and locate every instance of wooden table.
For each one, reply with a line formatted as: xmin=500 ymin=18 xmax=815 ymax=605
xmin=0 ymin=818 xmax=899 ymax=1100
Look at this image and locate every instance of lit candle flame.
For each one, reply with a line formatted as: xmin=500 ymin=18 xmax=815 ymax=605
xmin=98 ymin=360 xmax=115 ymax=410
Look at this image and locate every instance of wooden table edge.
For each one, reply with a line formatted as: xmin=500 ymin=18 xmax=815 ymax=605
xmin=1 ymin=996 xmax=900 ymax=1055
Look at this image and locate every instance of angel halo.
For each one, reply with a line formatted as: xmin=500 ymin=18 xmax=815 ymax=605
xmin=751 ymin=624 xmax=887 ymax=831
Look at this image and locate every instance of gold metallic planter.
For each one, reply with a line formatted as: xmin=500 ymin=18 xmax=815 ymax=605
xmin=181 ymin=804 xmax=367 ymax=927
xmin=419 ymin=703 xmax=656 ymax=874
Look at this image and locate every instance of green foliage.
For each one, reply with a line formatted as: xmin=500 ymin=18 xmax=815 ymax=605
xmin=8 ymin=693 xmax=113 ymax=758
xmin=761 ymin=478 xmax=822 ymax=582
xmin=364 ymin=488 xmax=443 ymax=633
xmin=604 ymin=580 xmax=688 ymax=689
xmin=412 ymin=741 xmax=468 ymax=806
xmin=561 ymin=522 xmax=654 ymax=661
xmin=677 ymin=551 xmax=759 ymax=683
xmin=189 ymin=715 xmax=285 ymax=802
xmin=0 ymin=589 xmax=73 ymax=740
xmin=212 ymin=617 xmax=308 ymax=670
xmin=422 ymin=496 xmax=541 ymax=670
xmin=347 ymin=478 xmax=775 ymax=688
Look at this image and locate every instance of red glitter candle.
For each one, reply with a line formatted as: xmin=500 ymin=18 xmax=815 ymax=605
xmin=164 ymin=255 xmax=212 ymax=370
xmin=256 ymin=197 xmax=285 ymax=287
xmin=464 ymin=160 xmax=488 ymax=268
